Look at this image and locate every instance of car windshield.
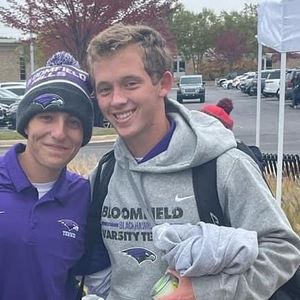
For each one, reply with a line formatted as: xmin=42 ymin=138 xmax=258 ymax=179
xmin=181 ymin=77 xmax=202 ymax=84
xmin=6 ymin=87 xmax=25 ymax=96
xmin=0 ymin=88 xmax=18 ymax=98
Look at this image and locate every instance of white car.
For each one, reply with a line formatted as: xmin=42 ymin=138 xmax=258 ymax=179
xmin=232 ymin=75 xmax=245 ymax=89
xmin=263 ymin=69 xmax=281 ymax=97
xmin=222 ymin=79 xmax=233 ymax=89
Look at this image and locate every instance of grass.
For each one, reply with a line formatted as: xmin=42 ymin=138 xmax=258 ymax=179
xmin=267 ymin=175 xmax=300 ymax=235
xmin=0 ymin=127 xmax=116 ymax=140
xmin=68 ymin=159 xmax=300 ymax=236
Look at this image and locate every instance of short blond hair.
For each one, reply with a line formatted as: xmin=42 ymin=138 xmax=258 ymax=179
xmin=87 ymin=23 xmax=173 ymax=84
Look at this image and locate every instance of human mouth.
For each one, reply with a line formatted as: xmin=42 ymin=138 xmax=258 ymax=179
xmin=113 ymin=109 xmax=135 ymax=122
xmin=46 ymin=144 xmax=69 ymax=151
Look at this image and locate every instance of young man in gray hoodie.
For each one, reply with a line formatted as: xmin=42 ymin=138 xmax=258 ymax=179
xmin=86 ymin=23 xmax=300 ymax=299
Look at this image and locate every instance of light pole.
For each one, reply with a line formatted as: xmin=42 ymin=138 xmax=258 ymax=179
xmin=29 ymin=32 xmax=35 ymax=73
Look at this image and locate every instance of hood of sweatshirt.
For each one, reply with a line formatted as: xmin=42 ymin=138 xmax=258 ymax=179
xmin=114 ymin=98 xmax=237 ymax=172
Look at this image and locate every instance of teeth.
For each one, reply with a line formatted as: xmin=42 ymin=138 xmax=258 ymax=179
xmin=115 ymin=110 xmax=134 ymax=120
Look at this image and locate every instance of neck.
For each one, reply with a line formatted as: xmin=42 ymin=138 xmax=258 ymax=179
xmin=18 ymin=152 xmax=61 ymax=183
xmin=126 ymin=116 xmax=170 ymax=158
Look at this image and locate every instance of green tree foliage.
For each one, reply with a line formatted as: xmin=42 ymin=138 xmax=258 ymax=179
xmin=171 ymin=6 xmax=217 ymax=73
xmin=170 ymin=3 xmax=258 ymax=75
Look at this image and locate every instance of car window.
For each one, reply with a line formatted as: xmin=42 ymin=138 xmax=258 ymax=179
xmin=261 ymin=71 xmax=271 ymax=78
xmin=267 ymin=70 xmax=281 ymax=79
xmin=181 ymin=77 xmax=202 ymax=84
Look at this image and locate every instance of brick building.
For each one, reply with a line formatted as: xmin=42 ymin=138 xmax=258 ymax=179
xmin=0 ymin=38 xmax=27 ymax=82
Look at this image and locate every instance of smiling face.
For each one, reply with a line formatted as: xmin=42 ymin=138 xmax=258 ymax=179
xmin=93 ymin=44 xmax=172 ymax=156
xmin=20 ymin=111 xmax=83 ymax=182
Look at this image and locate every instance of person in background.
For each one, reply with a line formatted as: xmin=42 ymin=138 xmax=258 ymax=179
xmin=86 ymin=23 xmax=300 ymax=299
xmin=200 ymin=97 xmax=234 ymax=130
xmin=290 ymin=72 xmax=300 ymax=108
xmin=0 ymin=52 xmax=110 ymax=300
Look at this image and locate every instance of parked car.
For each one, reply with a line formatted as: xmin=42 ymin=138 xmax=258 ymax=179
xmin=0 ymin=103 xmax=8 ymax=126
xmin=263 ymin=69 xmax=282 ymax=97
xmin=232 ymin=75 xmax=245 ymax=89
xmin=222 ymin=79 xmax=233 ymax=89
xmin=215 ymin=77 xmax=227 ymax=87
xmin=246 ymin=70 xmax=273 ymax=96
xmin=0 ymin=88 xmax=20 ymax=106
xmin=6 ymin=100 xmax=20 ymax=129
xmin=280 ymin=68 xmax=300 ymax=99
xmin=0 ymin=81 xmax=26 ymax=88
xmin=2 ymin=85 xmax=26 ymax=98
xmin=177 ymin=75 xmax=205 ymax=103
xmin=239 ymin=72 xmax=256 ymax=93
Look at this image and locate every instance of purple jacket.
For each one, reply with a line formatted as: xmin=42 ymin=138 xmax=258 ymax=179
xmin=0 ymin=143 xmax=90 ymax=300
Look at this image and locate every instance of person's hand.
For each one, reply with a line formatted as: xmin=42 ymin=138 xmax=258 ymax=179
xmin=159 ymin=270 xmax=196 ymax=300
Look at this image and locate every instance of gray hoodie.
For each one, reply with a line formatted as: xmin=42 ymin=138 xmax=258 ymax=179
xmin=91 ymin=99 xmax=300 ymax=300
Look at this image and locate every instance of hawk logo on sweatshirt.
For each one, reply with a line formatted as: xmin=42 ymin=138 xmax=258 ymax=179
xmin=33 ymin=93 xmax=64 ymax=109
xmin=58 ymin=219 xmax=79 ymax=238
xmin=121 ymin=247 xmax=156 ymax=264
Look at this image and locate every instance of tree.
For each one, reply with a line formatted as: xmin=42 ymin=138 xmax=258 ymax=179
xmin=207 ymin=4 xmax=258 ymax=73
xmin=170 ymin=6 xmax=217 ymax=73
xmin=0 ymin=0 xmax=178 ymax=68
xmin=215 ymin=30 xmax=247 ymax=72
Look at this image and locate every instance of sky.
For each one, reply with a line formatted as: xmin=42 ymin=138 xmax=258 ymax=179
xmin=180 ymin=0 xmax=258 ymax=13
xmin=0 ymin=0 xmax=259 ymax=39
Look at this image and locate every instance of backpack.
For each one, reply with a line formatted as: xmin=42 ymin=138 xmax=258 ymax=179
xmin=236 ymin=140 xmax=266 ymax=174
xmin=79 ymin=150 xmax=300 ymax=300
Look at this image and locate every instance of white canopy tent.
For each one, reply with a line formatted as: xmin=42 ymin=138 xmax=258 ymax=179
xmin=257 ymin=0 xmax=300 ymax=202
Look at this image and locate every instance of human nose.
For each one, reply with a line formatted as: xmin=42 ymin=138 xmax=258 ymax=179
xmin=111 ymin=86 xmax=127 ymax=105
xmin=51 ymin=118 xmax=67 ymax=140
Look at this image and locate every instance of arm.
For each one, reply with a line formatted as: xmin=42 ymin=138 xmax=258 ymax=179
xmin=83 ymin=267 xmax=111 ymax=299
xmin=191 ymin=151 xmax=300 ymax=299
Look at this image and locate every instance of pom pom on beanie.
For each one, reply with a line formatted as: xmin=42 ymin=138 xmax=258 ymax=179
xmin=216 ymin=98 xmax=233 ymax=114
xmin=46 ymin=51 xmax=81 ymax=68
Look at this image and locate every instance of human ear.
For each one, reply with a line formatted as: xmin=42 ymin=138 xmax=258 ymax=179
xmin=158 ymin=71 xmax=173 ymax=98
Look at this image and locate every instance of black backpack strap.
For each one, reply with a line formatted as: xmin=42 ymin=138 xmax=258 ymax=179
xmin=192 ymin=158 xmax=226 ymax=226
xmin=76 ymin=150 xmax=115 ymax=300
xmin=89 ymin=150 xmax=115 ymax=228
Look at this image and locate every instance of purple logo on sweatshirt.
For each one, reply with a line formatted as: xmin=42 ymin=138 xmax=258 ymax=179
xmin=121 ymin=247 xmax=156 ymax=264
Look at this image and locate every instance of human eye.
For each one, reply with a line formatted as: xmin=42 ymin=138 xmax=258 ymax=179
xmin=125 ymin=78 xmax=140 ymax=90
xmin=38 ymin=113 xmax=53 ymax=122
xmin=97 ymin=84 xmax=111 ymax=97
xmin=68 ymin=117 xmax=82 ymax=129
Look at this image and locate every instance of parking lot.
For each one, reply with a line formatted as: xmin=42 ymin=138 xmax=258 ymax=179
xmin=169 ymin=82 xmax=300 ymax=154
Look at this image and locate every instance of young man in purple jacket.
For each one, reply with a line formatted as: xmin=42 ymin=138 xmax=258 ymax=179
xmin=0 ymin=52 xmax=110 ymax=300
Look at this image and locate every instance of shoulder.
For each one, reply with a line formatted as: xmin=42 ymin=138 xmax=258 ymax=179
xmin=0 ymin=156 xmax=10 ymax=182
xmin=65 ymin=170 xmax=90 ymax=190
xmin=217 ymin=147 xmax=259 ymax=167
xmin=216 ymin=148 xmax=262 ymax=185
